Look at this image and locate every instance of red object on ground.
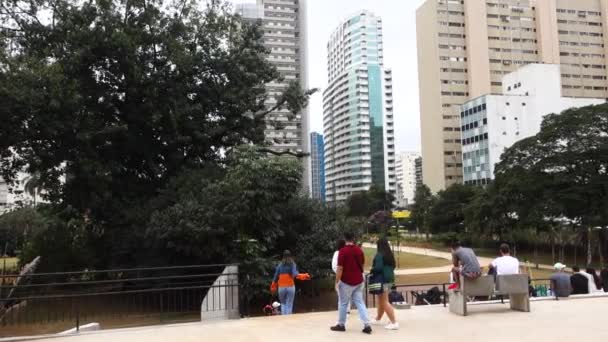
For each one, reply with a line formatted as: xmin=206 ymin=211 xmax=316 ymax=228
xmin=448 ymin=283 xmax=459 ymax=290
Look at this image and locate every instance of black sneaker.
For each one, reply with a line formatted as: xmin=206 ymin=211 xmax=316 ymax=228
xmin=330 ymin=324 xmax=346 ymax=332
xmin=362 ymin=325 xmax=372 ymax=334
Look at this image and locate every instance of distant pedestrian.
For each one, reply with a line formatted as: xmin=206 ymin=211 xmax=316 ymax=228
xmin=585 ymin=267 xmax=602 ymax=293
xmin=332 ymin=239 xmax=346 ymax=274
xmin=601 ymin=268 xmax=608 ymax=293
xmin=570 ymin=266 xmax=590 ymax=295
xmin=330 ymin=232 xmax=372 ymax=334
xmin=488 ymin=243 xmax=520 ymax=275
xmin=550 ymin=263 xmax=571 ymax=298
xmin=369 ymin=238 xmax=399 ymax=330
xmin=448 ymin=241 xmax=481 ymax=290
xmin=270 ymin=250 xmax=310 ymax=315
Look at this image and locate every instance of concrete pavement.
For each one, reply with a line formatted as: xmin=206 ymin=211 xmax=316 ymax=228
xmin=35 ymin=297 xmax=608 ymax=342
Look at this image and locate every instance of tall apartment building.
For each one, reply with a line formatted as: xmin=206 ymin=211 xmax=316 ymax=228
xmin=310 ymin=132 xmax=326 ymax=201
xmin=0 ymin=178 xmax=9 ymax=215
xmin=396 ymin=152 xmax=421 ymax=207
xmin=461 ymin=64 xmax=604 ymax=185
xmin=235 ymin=0 xmax=311 ymax=188
xmin=323 ymin=10 xmax=396 ymax=203
xmin=415 ymin=157 xmax=423 ymax=189
xmin=417 ymin=0 xmax=608 ymax=193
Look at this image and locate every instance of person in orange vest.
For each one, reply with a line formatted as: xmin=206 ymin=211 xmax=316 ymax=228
xmin=270 ymin=250 xmax=311 ymax=315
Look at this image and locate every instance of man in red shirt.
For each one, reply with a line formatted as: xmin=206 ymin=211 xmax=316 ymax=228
xmin=331 ymin=232 xmax=372 ymax=334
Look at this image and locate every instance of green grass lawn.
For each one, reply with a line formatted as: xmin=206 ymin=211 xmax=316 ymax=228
xmin=1 ymin=257 xmax=18 ymax=272
xmin=363 ymin=248 xmax=449 ymax=271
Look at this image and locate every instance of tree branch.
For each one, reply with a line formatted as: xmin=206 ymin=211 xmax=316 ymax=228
xmin=257 ymin=148 xmax=309 ymax=158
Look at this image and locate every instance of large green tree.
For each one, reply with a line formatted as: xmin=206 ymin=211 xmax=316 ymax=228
xmin=410 ymin=184 xmax=435 ymax=237
xmin=0 ymin=0 xmax=312 ymax=225
xmin=428 ymin=184 xmax=479 ymax=234
xmin=345 ymin=185 xmax=395 ymax=218
xmin=495 ymin=103 xmax=608 ymax=265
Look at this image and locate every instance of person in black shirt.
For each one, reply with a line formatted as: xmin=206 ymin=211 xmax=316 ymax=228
xmin=601 ymin=269 xmax=608 ymax=293
xmin=571 ymin=266 xmax=590 ymax=295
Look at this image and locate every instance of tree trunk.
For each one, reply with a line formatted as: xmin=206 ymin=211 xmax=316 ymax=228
xmin=574 ymin=242 xmax=578 ymax=266
xmin=598 ymin=229 xmax=604 ymax=268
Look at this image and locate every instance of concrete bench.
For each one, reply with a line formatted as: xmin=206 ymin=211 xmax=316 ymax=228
xmin=449 ymin=274 xmax=530 ymax=316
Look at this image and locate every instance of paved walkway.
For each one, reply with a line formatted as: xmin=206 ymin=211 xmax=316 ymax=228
xmin=362 ymin=243 xmax=557 ymax=275
xmin=35 ymin=297 xmax=608 ymax=342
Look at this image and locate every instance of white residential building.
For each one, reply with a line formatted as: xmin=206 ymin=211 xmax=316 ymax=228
xmin=323 ymin=10 xmax=396 ymax=203
xmin=460 ymin=64 xmax=605 ymax=185
xmin=396 ymin=152 xmax=421 ymax=207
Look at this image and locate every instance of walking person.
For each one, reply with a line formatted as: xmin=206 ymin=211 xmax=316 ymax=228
xmin=332 ymin=239 xmax=351 ymax=314
xmin=369 ymin=238 xmax=399 ymax=330
xmin=330 ymin=232 xmax=372 ymax=334
xmin=270 ymin=250 xmax=310 ymax=315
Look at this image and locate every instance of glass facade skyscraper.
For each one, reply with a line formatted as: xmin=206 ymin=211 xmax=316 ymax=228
xmin=323 ymin=10 xmax=396 ymax=203
xmin=310 ymin=132 xmax=326 ymax=202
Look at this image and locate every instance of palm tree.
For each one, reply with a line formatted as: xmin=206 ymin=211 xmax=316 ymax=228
xmin=23 ymin=173 xmax=42 ymax=206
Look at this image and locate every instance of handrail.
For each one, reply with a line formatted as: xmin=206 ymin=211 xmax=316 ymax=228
xmin=1 ymin=263 xmax=239 ymax=278
xmin=0 ymin=283 xmax=239 ymax=302
xmin=0 ymin=273 xmax=239 ymax=289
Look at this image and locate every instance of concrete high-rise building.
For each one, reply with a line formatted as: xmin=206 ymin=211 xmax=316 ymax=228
xmin=235 ymin=0 xmax=310 ymax=188
xmin=461 ymin=64 xmax=604 ymax=185
xmin=417 ymin=0 xmax=608 ymax=193
xmin=396 ymin=152 xmax=421 ymax=207
xmin=310 ymin=132 xmax=326 ymax=201
xmin=323 ymin=10 xmax=396 ymax=203
xmin=415 ymin=157 xmax=423 ymax=189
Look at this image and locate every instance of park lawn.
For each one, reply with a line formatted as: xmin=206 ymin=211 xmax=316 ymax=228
xmin=363 ymin=248 xmax=449 ymax=271
xmin=1 ymin=257 xmax=18 ymax=272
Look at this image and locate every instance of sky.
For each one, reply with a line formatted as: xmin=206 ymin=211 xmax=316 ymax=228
xmin=233 ymin=0 xmax=427 ymax=153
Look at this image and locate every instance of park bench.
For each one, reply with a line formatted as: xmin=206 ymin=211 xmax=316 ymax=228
xmin=449 ymin=274 xmax=530 ymax=316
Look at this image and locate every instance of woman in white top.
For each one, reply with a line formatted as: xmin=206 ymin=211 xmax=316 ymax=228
xmin=332 ymin=240 xmax=345 ymax=273
xmin=585 ymin=267 xmax=603 ymax=293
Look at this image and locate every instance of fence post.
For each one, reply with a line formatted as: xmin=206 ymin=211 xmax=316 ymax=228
xmin=442 ymin=284 xmax=446 ymax=307
xmin=159 ymin=292 xmax=163 ymax=323
xmin=76 ymin=305 xmax=80 ymax=333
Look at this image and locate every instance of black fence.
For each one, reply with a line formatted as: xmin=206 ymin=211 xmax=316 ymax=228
xmin=365 ymin=277 xmax=559 ymax=308
xmin=0 ymin=264 xmax=239 ymax=337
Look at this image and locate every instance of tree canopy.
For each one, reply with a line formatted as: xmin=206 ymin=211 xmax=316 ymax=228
xmin=0 ymin=0 xmax=312 ymax=224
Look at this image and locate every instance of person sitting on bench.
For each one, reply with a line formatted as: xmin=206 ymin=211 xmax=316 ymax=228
xmin=448 ymin=241 xmax=481 ymax=291
xmin=488 ymin=244 xmax=520 ymax=276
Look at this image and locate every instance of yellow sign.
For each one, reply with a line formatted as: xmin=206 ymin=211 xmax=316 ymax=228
xmin=392 ymin=211 xmax=410 ymax=219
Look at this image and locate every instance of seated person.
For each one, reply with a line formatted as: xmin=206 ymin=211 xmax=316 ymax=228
xmin=448 ymin=241 xmax=481 ymax=290
xmin=570 ymin=266 xmax=590 ymax=295
xmin=488 ymin=243 xmax=520 ymax=275
xmin=550 ymin=263 xmax=571 ymax=298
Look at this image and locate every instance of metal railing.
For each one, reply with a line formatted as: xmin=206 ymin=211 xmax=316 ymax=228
xmin=0 ymin=264 xmax=239 ymax=337
xmin=365 ymin=277 xmax=560 ymax=308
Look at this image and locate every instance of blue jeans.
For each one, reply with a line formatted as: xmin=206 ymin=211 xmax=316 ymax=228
xmin=337 ymin=281 xmax=370 ymax=326
xmin=278 ymin=286 xmax=296 ymax=315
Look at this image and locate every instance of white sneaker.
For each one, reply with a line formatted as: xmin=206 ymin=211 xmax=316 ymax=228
xmin=370 ymin=319 xmax=383 ymax=326
xmin=385 ymin=322 xmax=399 ymax=330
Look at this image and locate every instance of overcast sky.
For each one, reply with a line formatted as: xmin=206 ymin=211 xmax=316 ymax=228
xmin=233 ymin=0 xmax=426 ymax=153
